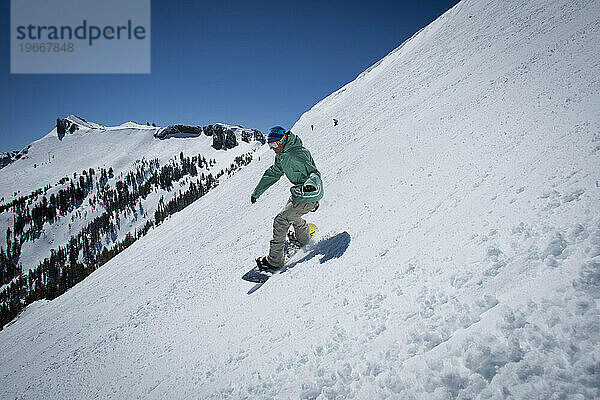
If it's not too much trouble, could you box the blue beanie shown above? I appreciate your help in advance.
[267,126,286,142]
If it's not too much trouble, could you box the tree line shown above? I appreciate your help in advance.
[0,150,254,329]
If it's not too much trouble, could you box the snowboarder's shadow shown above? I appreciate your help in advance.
[282,231,351,272]
[247,232,351,295]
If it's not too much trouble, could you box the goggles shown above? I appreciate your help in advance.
[268,134,287,148]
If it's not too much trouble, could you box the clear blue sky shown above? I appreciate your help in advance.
[0,0,459,152]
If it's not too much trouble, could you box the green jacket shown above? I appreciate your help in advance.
[252,132,323,203]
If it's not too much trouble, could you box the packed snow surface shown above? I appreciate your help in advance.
[1,0,599,398]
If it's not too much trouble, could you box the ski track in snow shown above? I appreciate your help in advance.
[1,0,600,398]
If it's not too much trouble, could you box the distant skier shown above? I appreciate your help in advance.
[311,124,314,131]
[333,118,338,126]
[250,126,323,271]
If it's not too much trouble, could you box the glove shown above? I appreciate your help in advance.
[304,185,316,192]
[251,196,257,204]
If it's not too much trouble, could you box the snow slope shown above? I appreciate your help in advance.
[1,0,599,398]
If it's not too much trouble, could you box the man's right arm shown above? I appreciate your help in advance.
[252,161,284,200]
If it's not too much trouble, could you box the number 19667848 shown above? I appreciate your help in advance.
[19,42,74,52]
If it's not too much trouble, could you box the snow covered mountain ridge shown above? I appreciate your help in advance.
[0,151,23,170]
[1,0,599,398]
[0,117,264,328]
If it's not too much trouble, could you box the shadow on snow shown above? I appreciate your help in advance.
[282,231,351,271]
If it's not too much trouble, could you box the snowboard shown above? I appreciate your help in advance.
[242,223,318,283]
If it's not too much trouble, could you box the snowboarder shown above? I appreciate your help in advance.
[250,126,323,271]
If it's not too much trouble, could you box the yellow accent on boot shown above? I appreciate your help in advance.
[308,223,319,239]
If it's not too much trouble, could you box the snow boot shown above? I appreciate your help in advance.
[287,229,304,247]
[256,256,279,272]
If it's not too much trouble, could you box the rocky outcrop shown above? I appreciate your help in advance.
[156,123,265,150]
[56,117,80,140]
[0,147,29,170]
[154,125,204,138]
[241,129,265,144]
[210,125,237,150]
[0,152,18,169]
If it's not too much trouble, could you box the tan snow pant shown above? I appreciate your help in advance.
[267,198,317,268]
